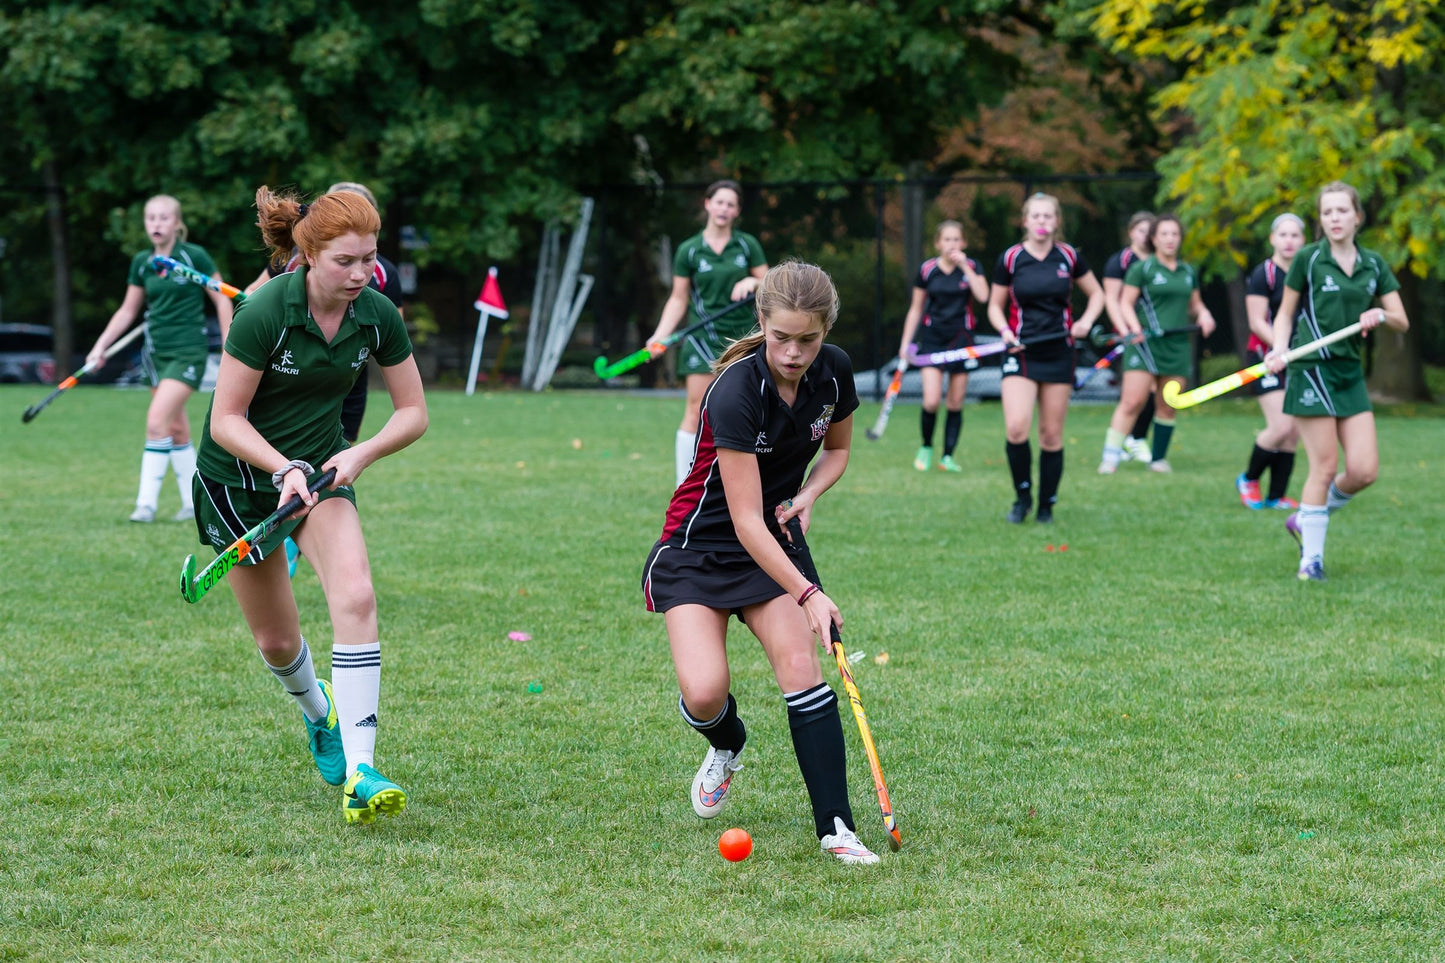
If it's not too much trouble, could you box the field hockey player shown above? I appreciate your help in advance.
[1235,213,1306,510]
[1266,181,1408,582]
[641,260,880,865]
[1100,211,1157,464]
[86,194,235,523]
[986,192,1104,524]
[193,186,427,823]
[896,220,990,473]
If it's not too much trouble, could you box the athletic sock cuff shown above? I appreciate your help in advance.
[679,692,732,729]
[784,683,837,724]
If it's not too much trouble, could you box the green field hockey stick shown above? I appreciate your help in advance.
[179,469,335,603]
[1162,321,1363,409]
[593,296,755,379]
[150,255,247,303]
[21,323,146,423]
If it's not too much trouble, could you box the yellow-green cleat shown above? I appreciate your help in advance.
[305,680,346,786]
[343,763,407,825]
[937,455,962,472]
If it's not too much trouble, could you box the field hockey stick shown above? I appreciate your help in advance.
[1161,321,1363,410]
[21,324,147,423]
[1074,343,1124,389]
[150,255,246,303]
[179,468,335,603]
[831,628,902,852]
[592,296,756,379]
[908,328,1070,367]
[1096,324,1199,349]
[864,360,906,441]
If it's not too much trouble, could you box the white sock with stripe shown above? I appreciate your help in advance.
[675,430,696,487]
[169,442,197,508]
[1326,481,1354,515]
[333,642,381,775]
[1297,504,1328,566]
[264,637,329,722]
[137,436,173,510]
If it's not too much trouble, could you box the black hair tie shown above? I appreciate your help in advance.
[298,203,310,218]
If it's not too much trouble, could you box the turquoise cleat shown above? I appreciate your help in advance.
[305,680,347,786]
[343,764,407,825]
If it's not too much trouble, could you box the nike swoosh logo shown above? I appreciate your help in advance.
[698,774,733,807]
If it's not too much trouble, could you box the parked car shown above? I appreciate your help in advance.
[0,324,58,384]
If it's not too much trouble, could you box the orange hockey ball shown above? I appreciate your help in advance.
[718,828,753,862]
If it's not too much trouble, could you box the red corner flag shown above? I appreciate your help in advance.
[474,266,509,319]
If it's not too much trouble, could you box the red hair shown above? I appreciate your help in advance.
[254,186,380,264]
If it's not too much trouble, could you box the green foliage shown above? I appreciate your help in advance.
[2,386,1444,960]
[1059,0,1445,281]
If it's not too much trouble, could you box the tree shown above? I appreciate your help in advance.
[1061,0,1443,400]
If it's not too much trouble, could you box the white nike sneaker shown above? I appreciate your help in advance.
[691,745,743,818]
[820,816,880,865]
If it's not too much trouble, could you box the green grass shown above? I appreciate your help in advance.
[2,383,1443,962]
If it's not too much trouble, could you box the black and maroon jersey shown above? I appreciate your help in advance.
[1245,259,1286,355]
[914,256,980,337]
[1103,247,1141,282]
[658,343,859,550]
[992,243,1090,343]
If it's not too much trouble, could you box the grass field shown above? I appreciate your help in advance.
[2,382,1443,962]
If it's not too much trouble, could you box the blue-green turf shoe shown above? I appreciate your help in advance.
[343,763,408,825]
[305,680,347,786]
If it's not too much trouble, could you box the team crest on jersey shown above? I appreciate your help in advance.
[697,259,713,273]
[206,523,224,547]
[1056,265,1070,278]
[272,349,300,376]
[1002,355,1020,374]
[1300,387,1320,407]
[734,254,747,268]
[1321,275,1341,292]
[351,346,370,370]
[809,405,835,441]
[1152,272,1167,285]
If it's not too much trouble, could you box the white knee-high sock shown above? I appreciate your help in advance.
[137,436,173,510]
[169,442,197,508]
[332,642,381,775]
[1326,481,1354,514]
[264,637,329,722]
[675,430,697,487]
[1298,503,1329,565]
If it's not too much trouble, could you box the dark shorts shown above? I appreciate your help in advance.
[1284,361,1371,419]
[144,346,207,390]
[642,534,821,616]
[913,328,977,374]
[193,473,356,565]
[1247,350,1284,396]
[1000,345,1075,385]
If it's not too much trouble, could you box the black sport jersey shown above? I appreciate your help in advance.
[1103,247,1140,282]
[993,243,1090,343]
[659,343,859,550]
[915,256,980,336]
[1244,259,1286,354]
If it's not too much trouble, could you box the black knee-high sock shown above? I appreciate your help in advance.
[919,408,937,448]
[1151,418,1175,463]
[1130,393,1155,439]
[1245,444,1274,482]
[785,683,853,838]
[1006,440,1032,503]
[942,409,962,456]
[680,693,746,753]
[1038,447,1064,507]
[1268,450,1296,502]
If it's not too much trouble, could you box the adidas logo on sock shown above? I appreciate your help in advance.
[355,714,378,728]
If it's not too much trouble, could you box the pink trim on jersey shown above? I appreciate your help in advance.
[1004,245,1024,335]
[1246,261,1277,355]
[920,257,940,281]
[659,411,719,544]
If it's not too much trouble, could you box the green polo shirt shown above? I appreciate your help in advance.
[197,267,413,489]
[1123,256,1196,335]
[673,229,767,337]
[1284,240,1399,365]
[126,241,216,355]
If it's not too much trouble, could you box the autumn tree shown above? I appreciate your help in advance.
[1062,0,1442,400]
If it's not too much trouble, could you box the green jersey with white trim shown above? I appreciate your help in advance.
[197,267,412,489]
[1283,240,1399,365]
[1122,256,1196,336]
[126,241,217,354]
[672,230,766,337]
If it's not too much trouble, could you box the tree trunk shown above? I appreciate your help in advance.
[43,158,73,377]
[1367,269,1431,402]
